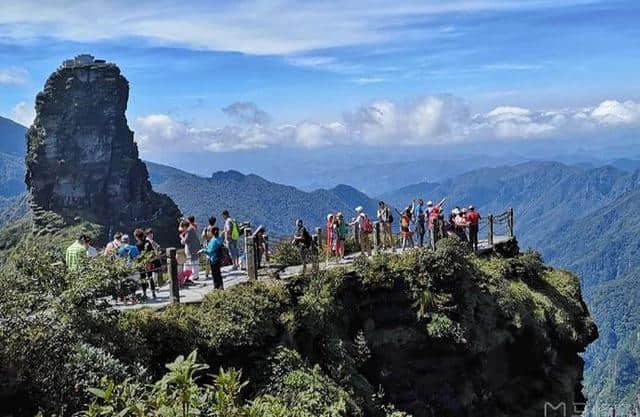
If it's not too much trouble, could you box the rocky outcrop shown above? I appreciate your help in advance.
[25,55,181,245]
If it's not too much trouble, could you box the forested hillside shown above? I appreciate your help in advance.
[382,161,640,412]
[146,162,379,235]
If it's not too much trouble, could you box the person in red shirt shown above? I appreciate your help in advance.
[466,205,481,251]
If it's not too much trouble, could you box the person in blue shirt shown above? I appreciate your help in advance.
[199,226,224,289]
[117,234,140,260]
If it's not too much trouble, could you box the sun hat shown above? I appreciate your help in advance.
[427,200,433,206]
[355,206,363,213]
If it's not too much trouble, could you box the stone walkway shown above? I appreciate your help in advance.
[115,236,511,312]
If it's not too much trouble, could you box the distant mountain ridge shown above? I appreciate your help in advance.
[146,162,379,236]
[0,116,26,157]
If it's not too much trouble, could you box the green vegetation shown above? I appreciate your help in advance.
[0,235,596,416]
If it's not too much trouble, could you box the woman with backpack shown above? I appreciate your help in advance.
[199,227,224,289]
[350,206,372,257]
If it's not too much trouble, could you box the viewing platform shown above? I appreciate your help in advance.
[115,208,516,311]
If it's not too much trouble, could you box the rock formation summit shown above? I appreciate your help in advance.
[25,54,181,244]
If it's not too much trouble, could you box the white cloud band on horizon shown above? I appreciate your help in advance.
[134,96,640,155]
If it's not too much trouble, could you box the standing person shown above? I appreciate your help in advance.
[201,216,217,279]
[326,214,335,258]
[86,236,99,258]
[401,207,415,251]
[104,232,122,255]
[187,216,198,231]
[255,227,269,268]
[66,234,88,271]
[455,209,470,241]
[145,228,163,288]
[180,219,201,280]
[222,210,240,270]
[331,215,340,259]
[350,206,372,257]
[466,206,481,251]
[200,227,224,289]
[336,212,348,259]
[134,228,156,299]
[117,234,140,261]
[377,201,394,251]
[292,219,313,274]
[413,198,426,247]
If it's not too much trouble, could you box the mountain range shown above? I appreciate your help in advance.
[2,114,640,410]
[146,161,378,236]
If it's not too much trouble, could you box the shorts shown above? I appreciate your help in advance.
[227,239,239,258]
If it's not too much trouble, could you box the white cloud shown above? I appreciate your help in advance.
[0,67,29,86]
[134,97,640,155]
[352,77,385,85]
[0,1,601,56]
[590,100,640,125]
[9,101,35,126]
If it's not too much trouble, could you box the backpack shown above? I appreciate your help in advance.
[388,214,394,224]
[231,220,240,241]
[338,223,349,238]
[218,245,233,267]
[362,215,374,234]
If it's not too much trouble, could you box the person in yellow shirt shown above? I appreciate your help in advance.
[66,234,88,271]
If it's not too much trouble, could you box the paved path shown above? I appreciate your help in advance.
[115,236,512,312]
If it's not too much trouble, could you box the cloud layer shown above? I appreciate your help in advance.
[134,96,640,155]
[0,0,605,56]
[0,67,29,86]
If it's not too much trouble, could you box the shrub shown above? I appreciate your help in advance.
[272,241,304,267]
[198,281,290,353]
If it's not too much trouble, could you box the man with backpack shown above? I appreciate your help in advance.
[377,201,394,251]
[222,210,240,270]
[351,206,372,257]
[292,219,313,274]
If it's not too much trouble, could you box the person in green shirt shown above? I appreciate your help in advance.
[66,234,88,271]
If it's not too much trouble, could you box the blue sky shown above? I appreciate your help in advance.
[1,0,639,164]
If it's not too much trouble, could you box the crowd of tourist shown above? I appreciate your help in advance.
[64,202,482,302]
[290,199,482,271]
[64,210,249,302]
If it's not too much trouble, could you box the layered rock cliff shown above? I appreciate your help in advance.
[25,55,181,245]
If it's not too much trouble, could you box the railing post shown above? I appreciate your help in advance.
[488,214,494,246]
[311,233,320,274]
[246,235,257,280]
[508,208,514,237]
[316,226,323,254]
[373,221,380,251]
[352,222,360,245]
[167,247,179,304]
[243,227,252,270]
